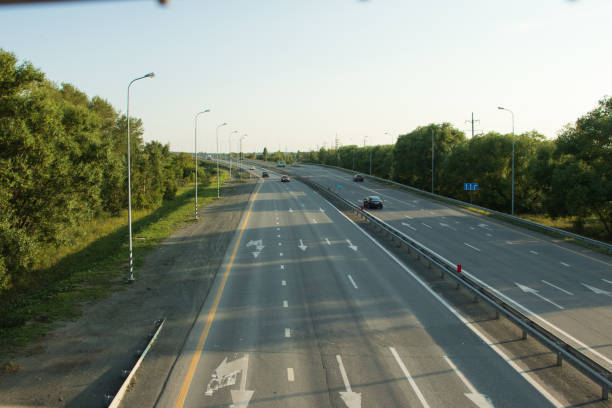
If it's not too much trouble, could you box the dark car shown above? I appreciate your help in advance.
[363,196,383,209]
[262,171,269,178]
[353,174,364,182]
[280,175,290,182]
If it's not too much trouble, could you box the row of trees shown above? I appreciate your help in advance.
[0,49,209,292]
[303,98,612,238]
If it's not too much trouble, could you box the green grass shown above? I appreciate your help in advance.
[0,171,229,361]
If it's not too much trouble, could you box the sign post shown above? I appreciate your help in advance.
[463,182,479,204]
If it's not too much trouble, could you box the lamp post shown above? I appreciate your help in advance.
[227,130,238,182]
[126,72,154,282]
[240,134,247,181]
[194,108,210,220]
[216,122,227,198]
[498,106,515,216]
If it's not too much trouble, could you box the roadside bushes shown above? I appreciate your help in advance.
[0,49,206,292]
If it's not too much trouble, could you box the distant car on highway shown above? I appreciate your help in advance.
[249,166,255,170]
[363,196,383,209]
[262,171,269,178]
[353,174,364,182]
[280,175,290,182]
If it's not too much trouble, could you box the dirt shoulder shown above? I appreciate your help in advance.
[0,179,256,408]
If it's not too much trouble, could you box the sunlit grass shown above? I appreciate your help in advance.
[0,171,229,359]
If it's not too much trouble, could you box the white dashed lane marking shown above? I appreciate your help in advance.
[464,243,481,252]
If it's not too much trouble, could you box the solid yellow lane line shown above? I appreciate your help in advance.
[174,180,264,408]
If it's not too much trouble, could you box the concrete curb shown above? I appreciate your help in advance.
[108,319,166,408]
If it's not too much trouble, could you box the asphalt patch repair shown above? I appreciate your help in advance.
[0,179,257,408]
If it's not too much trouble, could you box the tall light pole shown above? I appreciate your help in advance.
[431,128,434,194]
[194,108,210,220]
[240,134,247,180]
[498,106,515,215]
[227,130,238,181]
[126,72,154,282]
[216,122,227,198]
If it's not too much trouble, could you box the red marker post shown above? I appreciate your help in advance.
[457,264,462,274]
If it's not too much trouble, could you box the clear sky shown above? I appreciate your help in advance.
[1,0,610,154]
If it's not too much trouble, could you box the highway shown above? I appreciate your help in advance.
[285,163,612,372]
[156,171,556,407]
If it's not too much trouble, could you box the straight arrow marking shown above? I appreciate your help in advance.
[389,347,430,408]
[443,356,494,408]
[336,355,361,408]
[515,283,564,309]
[581,283,612,297]
[325,238,332,246]
[541,280,574,296]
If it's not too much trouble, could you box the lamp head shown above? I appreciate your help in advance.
[221,122,227,126]
[145,72,155,78]
[497,106,504,110]
[204,108,211,113]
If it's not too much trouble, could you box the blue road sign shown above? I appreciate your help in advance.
[337,184,343,189]
[464,183,479,191]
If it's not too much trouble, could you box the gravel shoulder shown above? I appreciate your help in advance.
[0,179,256,408]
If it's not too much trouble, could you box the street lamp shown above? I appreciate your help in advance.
[126,72,154,282]
[194,108,210,220]
[216,122,227,198]
[240,134,247,180]
[498,106,515,216]
[227,130,238,181]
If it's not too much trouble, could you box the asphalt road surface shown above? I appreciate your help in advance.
[284,163,612,372]
[155,172,556,408]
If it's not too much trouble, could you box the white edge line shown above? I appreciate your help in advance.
[389,347,431,408]
[347,274,358,289]
[329,203,565,407]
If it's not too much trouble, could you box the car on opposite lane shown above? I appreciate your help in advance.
[281,175,290,182]
[262,171,269,178]
[363,196,383,209]
[353,174,364,182]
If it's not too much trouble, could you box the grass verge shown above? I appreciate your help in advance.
[0,171,228,362]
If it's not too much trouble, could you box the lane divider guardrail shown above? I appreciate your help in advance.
[312,163,612,253]
[255,161,612,401]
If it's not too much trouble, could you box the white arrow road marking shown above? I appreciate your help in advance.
[251,251,260,258]
[603,279,612,285]
[402,222,417,231]
[442,356,494,408]
[298,239,308,251]
[560,262,571,267]
[336,355,361,408]
[541,280,574,296]
[464,243,481,252]
[389,347,430,408]
[478,223,490,229]
[515,283,564,309]
[325,238,332,245]
[439,222,457,231]
[278,242,282,246]
[205,355,254,407]
[581,283,612,297]
[246,240,264,251]
[347,275,358,289]
[346,239,358,251]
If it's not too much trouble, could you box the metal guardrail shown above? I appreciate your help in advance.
[293,173,611,401]
[312,163,612,252]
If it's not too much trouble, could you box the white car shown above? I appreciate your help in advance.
[249,166,255,170]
